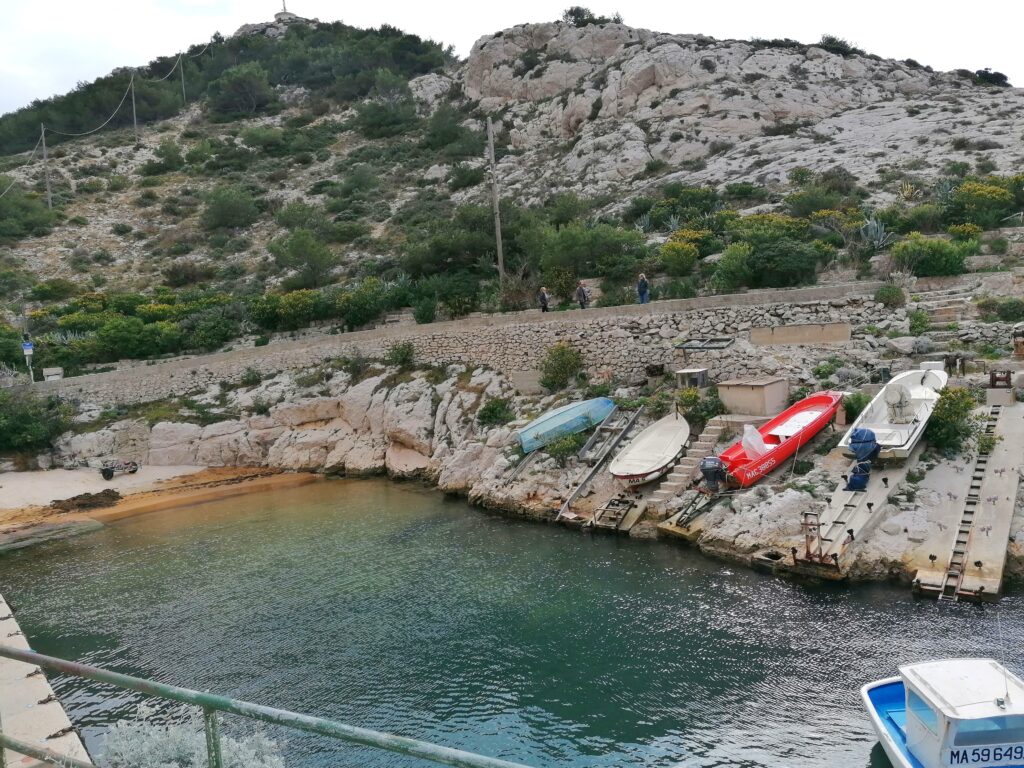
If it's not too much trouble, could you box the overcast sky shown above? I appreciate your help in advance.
[2,0,1022,117]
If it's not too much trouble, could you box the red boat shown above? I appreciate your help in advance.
[718,391,843,487]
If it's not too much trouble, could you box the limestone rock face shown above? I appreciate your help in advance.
[55,419,151,464]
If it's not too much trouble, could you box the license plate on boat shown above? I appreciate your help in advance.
[948,745,1024,765]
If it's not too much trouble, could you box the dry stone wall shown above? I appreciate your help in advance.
[37,285,895,408]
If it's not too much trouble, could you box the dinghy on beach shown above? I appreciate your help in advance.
[717,391,843,487]
[862,658,1024,768]
[516,397,615,454]
[608,413,690,485]
[839,368,948,460]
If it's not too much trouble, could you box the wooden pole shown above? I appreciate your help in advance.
[130,74,139,146]
[180,56,186,105]
[40,124,52,210]
[486,116,506,286]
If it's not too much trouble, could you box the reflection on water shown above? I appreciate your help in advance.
[0,478,1018,768]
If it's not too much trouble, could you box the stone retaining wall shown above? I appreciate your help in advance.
[35,285,897,407]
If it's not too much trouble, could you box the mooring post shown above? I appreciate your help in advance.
[203,708,224,768]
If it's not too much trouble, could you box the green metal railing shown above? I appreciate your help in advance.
[0,645,535,768]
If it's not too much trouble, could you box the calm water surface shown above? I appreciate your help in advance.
[0,479,1020,768]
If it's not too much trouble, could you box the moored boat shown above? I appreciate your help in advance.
[862,658,1024,768]
[608,413,690,485]
[839,368,948,460]
[717,390,843,487]
[516,397,615,454]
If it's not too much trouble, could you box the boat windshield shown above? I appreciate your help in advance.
[953,715,1024,746]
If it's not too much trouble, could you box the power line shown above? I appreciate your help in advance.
[0,133,43,200]
[144,55,181,83]
[46,74,135,137]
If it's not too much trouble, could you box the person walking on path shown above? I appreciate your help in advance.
[575,281,590,310]
[538,286,550,312]
[637,273,650,304]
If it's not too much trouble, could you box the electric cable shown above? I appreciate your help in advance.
[0,133,44,199]
[45,74,135,137]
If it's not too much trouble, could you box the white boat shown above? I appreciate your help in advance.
[862,658,1024,768]
[608,413,690,485]
[839,369,948,460]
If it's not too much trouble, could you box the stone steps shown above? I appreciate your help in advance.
[647,419,729,509]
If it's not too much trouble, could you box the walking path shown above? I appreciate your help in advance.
[0,594,92,767]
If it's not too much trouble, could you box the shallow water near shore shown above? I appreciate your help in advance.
[1,478,1021,768]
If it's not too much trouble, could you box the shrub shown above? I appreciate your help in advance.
[947,181,1015,229]
[385,341,415,369]
[354,71,420,138]
[988,237,1009,255]
[906,309,930,336]
[926,387,982,454]
[899,204,944,234]
[449,164,486,190]
[947,223,982,241]
[711,242,753,292]
[29,278,79,301]
[874,284,906,308]
[162,261,215,287]
[749,239,819,287]
[0,178,57,242]
[561,6,623,26]
[545,431,587,465]
[202,185,259,230]
[784,186,842,217]
[0,390,73,452]
[843,392,872,422]
[413,298,437,324]
[271,229,339,289]
[207,63,277,119]
[241,367,262,387]
[676,387,725,432]
[111,222,133,236]
[539,343,583,390]
[277,289,321,330]
[995,298,1024,322]
[659,241,699,276]
[891,233,967,277]
[477,397,514,427]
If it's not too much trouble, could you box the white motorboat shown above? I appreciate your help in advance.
[839,368,948,460]
[608,413,690,485]
[863,658,1024,768]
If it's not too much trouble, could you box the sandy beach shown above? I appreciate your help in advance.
[0,466,320,552]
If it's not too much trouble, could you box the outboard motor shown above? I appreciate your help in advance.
[700,456,727,493]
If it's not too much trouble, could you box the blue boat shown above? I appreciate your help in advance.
[862,659,1024,768]
[516,397,615,454]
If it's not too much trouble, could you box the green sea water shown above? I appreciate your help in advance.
[0,478,1019,768]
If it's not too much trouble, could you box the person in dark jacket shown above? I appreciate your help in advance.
[538,286,550,312]
[637,273,650,304]
[575,281,589,309]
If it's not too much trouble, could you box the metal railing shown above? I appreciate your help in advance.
[0,645,535,768]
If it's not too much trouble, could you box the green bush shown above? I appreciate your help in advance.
[947,181,1016,229]
[711,242,753,292]
[449,164,486,190]
[241,367,262,387]
[891,233,967,277]
[0,178,57,242]
[749,239,819,287]
[539,343,583,391]
[385,341,415,369]
[908,309,930,335]
[873,284,906,308]
[995,298,1024,322]
[277,289,321,330]
[271,229,339,289]
[207,63,278,119]
[676,387,725,432]
[544,431,587,465]
[413,298,437,324]
[659,241,698,276]
[201,185,259,230]
[29,278,80,301]
[0,390,72,452]
[926,387,982,454]
[353,70,420,138]
[899,203,944,234]
[843,392,872,422]
[477,397,514,427]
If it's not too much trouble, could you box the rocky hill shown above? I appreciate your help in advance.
[0,12,1021,377]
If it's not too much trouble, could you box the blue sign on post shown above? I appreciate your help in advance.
[21,341,33,354]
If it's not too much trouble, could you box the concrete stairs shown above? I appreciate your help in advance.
[648,417,727,510]
[912,283,979,353]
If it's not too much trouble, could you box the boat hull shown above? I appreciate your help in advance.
[609,414,690,486]
[839,369,948,460]
[862,678,918,768]
[516,397,615,454]
[719,392,842,487]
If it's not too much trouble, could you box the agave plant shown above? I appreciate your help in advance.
[933,178,957,207]
[665,214,681,232]
[899,181,921,201]
[860,217,897,251]
[633,212,652,233]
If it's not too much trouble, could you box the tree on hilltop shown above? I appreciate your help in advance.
[561,6,623,27]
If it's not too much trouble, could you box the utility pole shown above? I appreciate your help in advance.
[486,116,506,286]
[130,73,139,146]
[40,124,52,210]
[179,56,187,105]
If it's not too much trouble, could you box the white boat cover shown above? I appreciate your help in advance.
[741,423,768,458]
[609,414,690,478]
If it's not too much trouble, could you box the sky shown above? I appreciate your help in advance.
[2,0,1022,116]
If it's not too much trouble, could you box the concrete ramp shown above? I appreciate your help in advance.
[915,404,1022,601]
